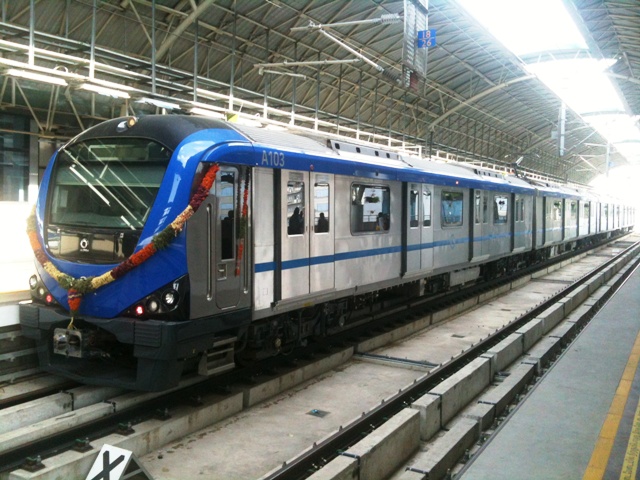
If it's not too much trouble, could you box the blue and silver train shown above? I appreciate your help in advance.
[20,115,635,390]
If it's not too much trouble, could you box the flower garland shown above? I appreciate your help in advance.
[27,163,220,320]
[235,168,250,276]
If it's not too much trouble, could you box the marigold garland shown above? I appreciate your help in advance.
[27,163,220,318]
[235,169,250,276]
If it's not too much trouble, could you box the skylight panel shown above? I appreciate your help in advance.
[459,0,640,172]
[587,115,640,145]
[457,0,587,56]
[525,59,623,115]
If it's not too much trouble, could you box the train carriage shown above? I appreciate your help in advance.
[20,115,634,390]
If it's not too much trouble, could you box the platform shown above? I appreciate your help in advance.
[459,263,640,480]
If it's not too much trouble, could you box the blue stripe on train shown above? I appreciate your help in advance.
[254,229,534,273]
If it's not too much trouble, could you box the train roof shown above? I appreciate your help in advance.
[230,122,538,195]
[65,115,610,200]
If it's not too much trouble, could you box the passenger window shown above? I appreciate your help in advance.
[475,192,490,224]
[287,181,305,235]
[314,183,330,233]
[553,201,562,221]
[351,184,390,233]
[514,197,525,222]
[423,189,432,227]
[494,195,508,224]
[219,171,236,260]
[410,187,419,227]
[482,194,488,224]
[441,191,463,227]
[570,201,577,220]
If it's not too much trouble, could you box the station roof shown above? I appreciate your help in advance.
[0,0,638,185]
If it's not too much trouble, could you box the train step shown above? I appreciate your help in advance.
[198,336,237,376]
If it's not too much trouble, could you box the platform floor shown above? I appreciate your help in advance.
[456,262,640,480]
[459,263,640,480]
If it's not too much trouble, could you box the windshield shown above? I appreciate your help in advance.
[49,138,172,230]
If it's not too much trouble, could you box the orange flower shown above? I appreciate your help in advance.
[130,242,156,267]
[29,231,42,253]
[67,289,83,313]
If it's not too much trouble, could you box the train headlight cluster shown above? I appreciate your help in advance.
[124,277,187,321]
[29,273,59,307]
[138,289,179,315]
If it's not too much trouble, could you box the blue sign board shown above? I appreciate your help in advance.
[417,29,436,48]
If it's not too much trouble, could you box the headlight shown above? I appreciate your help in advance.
[147,298,160,313]
[162,290,178,307]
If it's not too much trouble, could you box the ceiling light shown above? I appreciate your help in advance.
[80,83,130,98]
[190,107,225,119]
[6,68,67,86]
[236,118,263,127]
[137,97,180,110]
[264,124,287,131]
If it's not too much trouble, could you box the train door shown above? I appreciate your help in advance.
[472,190,490,261]
[310,173,334,292]
[405,183,421,274]
[187,164,247,316]
[421,184,434,271]
[215,167,243,309]
[281,170,310,299]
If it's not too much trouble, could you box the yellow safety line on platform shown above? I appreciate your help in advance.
[620,389,640,479]
[583,331,640,480]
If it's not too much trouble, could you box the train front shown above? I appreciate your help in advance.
[19,115,238,391]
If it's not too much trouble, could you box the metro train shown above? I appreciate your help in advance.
[20,115,635,391]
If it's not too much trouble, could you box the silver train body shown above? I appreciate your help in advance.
[20,116,635,390]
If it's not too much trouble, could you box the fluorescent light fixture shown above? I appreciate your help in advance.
[87,78,135,91]
[190,107,225,119]
[6,68,67,86]
[137,97,180,110]
[195,88,226,101]
[227,113,263,127]
[264,124,287,131]
[80,83,130,98]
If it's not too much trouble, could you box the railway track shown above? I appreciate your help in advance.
[0,235,637,479]
[0,292,79,410]
[267,239,640,480]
